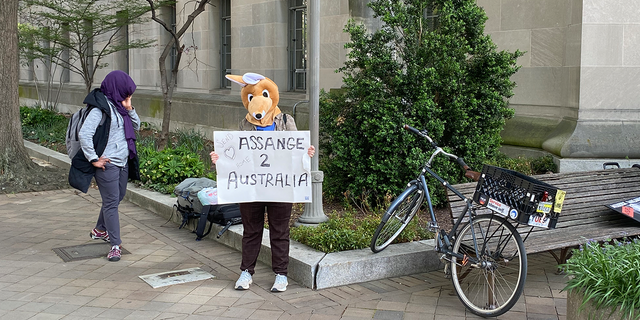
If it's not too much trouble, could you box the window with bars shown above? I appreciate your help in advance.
[221,0,231,89]
[289,0,306,91]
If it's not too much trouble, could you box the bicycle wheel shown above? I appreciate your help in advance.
[370,184,424,253]
[450,214,527,317]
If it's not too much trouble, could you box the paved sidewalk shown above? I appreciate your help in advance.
[0,189,567,320]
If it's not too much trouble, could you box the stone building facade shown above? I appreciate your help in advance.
[482,0,640,169]
[18,0,640,170]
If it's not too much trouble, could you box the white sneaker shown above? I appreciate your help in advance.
[271,274,288,292]
[235,270,252,290]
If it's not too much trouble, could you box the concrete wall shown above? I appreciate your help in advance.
[479,0,582,151]
[18,82,310,139]
[18,0,359,94]
[24,0,640,161]
[483,0,640,159]
[18,0,362,133]
[566,1,640,158]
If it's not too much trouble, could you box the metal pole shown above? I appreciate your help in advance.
[295,0,328,226]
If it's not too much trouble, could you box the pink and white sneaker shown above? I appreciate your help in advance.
[90,228,110,242]
[107,245,121,262]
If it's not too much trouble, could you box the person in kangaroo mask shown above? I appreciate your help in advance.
[209,73,315,292]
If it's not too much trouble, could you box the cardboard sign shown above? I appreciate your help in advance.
[214,131,312,204]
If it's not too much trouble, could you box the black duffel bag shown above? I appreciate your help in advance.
[195,204,242,240]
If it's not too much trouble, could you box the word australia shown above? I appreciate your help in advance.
[227,172,309,189]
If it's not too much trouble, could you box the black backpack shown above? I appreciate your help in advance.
[173,177,217,229]
[195,204,242,240]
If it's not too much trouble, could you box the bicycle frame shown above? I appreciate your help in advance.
[384,148,485,265]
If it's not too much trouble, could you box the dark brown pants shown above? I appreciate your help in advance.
[238,202,293,275]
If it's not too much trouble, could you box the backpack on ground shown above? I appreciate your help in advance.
[195,204,242,240]
[66,106,106,159]
[173,177,217,228]
[173,177,242,239]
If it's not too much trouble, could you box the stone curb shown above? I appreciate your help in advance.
[24,140,443,289]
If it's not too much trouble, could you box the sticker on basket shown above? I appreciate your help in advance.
[536,201,553,214]
[478,194,488,205]
[528,215,550,228]
[554,190,566,213]
[487,198,510,217]
[509,209,518,220]
[621,206,634,218]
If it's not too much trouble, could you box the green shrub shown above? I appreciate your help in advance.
[173,128,206,154]
[531,155,557,174]
[290,211,433,253]
[486,153,557,175]
[563,238,640,320]
[319,0,522,207]
[138,146,206,194]
[20,105,68,144]
[20,105,67,127]
[135,127,215,194]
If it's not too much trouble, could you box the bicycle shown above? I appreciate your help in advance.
[370,125,527,318]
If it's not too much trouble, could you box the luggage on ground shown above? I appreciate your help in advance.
[173,177,242,239]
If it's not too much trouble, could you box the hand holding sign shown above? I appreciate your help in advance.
[213,131,314,204]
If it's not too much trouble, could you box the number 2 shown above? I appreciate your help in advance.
[260,154,270,167]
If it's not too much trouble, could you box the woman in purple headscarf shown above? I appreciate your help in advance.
[69,70,141,262]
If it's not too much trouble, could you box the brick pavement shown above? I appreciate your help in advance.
[0,189,567,320]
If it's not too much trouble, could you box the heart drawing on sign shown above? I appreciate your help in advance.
[224,147,236,160]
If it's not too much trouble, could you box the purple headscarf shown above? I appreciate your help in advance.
[100,70,137,159]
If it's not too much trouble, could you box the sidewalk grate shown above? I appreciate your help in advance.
[52,243,131,262]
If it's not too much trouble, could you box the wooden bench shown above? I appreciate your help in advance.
[447,167,640,264]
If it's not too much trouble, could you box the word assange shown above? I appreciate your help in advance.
[238,136,306,151]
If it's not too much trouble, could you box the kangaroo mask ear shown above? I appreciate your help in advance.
[225,73,267,87]
[242,73,265,85]
[225,74,247,87]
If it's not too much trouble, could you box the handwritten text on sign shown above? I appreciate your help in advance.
[214,131,312,204]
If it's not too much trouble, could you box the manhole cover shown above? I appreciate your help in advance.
[52,243,131,262]
[139,267,215,288]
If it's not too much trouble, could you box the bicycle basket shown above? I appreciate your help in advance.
[472,165,566,229]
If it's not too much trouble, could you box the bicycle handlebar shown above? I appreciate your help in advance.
[403,124,481,182]
[403,124,437,148]
[458,157,481,182]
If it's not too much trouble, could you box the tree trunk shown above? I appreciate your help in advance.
[158,92,172,149]
[0,0,37,177]
[147,0,210,150]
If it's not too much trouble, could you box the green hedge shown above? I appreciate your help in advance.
[290,211,433,253]
[319,0,523,208]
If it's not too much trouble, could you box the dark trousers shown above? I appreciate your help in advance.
[94,163,128,246]
[238,202,293,275]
